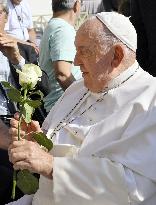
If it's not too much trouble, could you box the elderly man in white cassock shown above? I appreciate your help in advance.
[7,12,156,205]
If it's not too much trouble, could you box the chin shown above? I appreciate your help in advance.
[90,88,102,93]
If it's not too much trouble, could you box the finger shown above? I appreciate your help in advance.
[9,127,25,139]
[13,112,40,131]
[30,120,41,132]
[8,140,27,162]
[35,47,39,54]
[0,37,6,42]
[9,139,26,149]
[0,41,14,46]
[0,36,15,42]
[0,33,11,38]
[10,115,28,132]
[9,140,38,154]
[0,40,15,46]
[10,118,26,130]
[13,161,31,171]
[9,149,28,164]
[9,112,20,128]
[8,140,26,156]
[10,118,19,128]
[14,112,20,120]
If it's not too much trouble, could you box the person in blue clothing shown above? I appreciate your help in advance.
[39,0,82,113]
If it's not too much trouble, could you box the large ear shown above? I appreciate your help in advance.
[73,0,81,13]
[111,45,124,68]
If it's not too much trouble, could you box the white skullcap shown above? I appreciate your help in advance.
[96,12,137,51]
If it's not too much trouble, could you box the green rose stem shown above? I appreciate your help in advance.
[12,88,28,199]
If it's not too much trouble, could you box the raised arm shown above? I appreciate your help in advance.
[0,33,22,65]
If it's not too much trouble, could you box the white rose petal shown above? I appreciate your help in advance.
[22,64,42,78]
[16,64,42,89]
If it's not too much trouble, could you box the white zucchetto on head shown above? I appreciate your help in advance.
[96,12,137,52]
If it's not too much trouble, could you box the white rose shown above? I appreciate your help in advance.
[16,64,42,88]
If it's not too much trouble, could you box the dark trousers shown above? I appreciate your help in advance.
[0,149,23,205]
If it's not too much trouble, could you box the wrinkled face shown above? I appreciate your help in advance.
[11,0,22,5]
[74,28,113,93]
[0,5,7,30]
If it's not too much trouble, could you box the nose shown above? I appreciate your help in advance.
[74,52,81,66]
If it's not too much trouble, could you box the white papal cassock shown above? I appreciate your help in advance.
[8,61,156,205]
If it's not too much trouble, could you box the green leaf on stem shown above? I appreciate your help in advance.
[7,89,23,103]
[32,132,53,151]
[26,99,41,108]
[1,81,16,89]
[22,103,34,123]
[17,170,39,194]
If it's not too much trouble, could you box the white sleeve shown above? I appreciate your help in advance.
[53,157,156,205]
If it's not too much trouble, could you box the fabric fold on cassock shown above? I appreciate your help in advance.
[38,62,156,205]
[43,61,156,182]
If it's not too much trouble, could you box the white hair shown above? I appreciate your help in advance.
[80,16,135,65]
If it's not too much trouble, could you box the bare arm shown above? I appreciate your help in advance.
[53,61,76,91]
[28,28,36,44]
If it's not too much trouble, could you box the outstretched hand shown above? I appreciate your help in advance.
[0,33,22,64]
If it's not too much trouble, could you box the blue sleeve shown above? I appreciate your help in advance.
[49,25,76,62]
